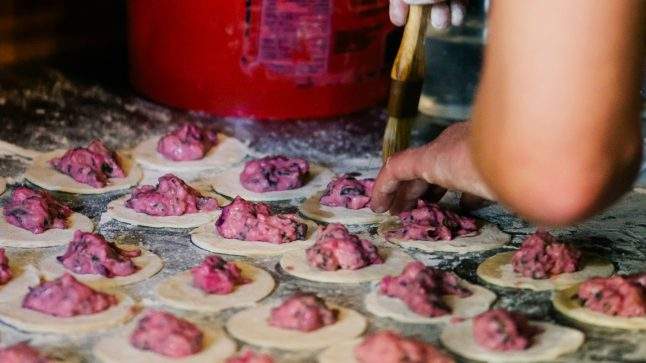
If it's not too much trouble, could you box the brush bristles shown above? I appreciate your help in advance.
[382,116,413,161]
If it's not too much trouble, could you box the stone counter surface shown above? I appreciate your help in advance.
[0,67,644,362]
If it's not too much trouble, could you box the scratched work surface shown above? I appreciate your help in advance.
[0,67,644,362]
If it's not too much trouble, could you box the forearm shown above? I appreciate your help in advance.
[471,0,645,225]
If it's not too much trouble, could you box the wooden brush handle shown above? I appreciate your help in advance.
[387,5,430,119]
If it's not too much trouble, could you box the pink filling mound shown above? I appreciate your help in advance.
[57,231,140,278]
[388,200,478,241]
[473,309,540,351]
[239,155,309,193]
[0,342,50,363]
[130,310,203,358]
[379,261,471,317]
[225,349,274,363]
[319,174,375,210]
[216,197,307,244]
[125,174,218,216]
[156,123,218,161]
[0,249,12,285]
[3,187,72,234]
[49,139,125,188]
[578,273,646,317]
[268,293,337,332]
[191,255,247,294]
[22,273,117,317]
[354,330,455,363]
[306,223,382,271]
[511,231,582,279]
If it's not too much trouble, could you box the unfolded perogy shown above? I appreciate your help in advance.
[240,155,309,193]
[125,174,218,216]
[157,123,219,161]
[380,261,471,317]
[268,293,337,332]
[577,273,646,317]
[130,310,203,358]
[354,330,454,363]
[473,309,541,351]
[306,224,382,271]
[3,187,72,234]
[388,201,478,241]
[0,342,51,363]
[216,197,307,243]
[225,349,274,363]
[319,174,374,210]
[49,140,125,188]
[512,231,582,279]
[57,231,140,278]
[191,255,247,294]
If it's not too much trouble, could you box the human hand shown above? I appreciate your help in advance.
[389,0,468,29]
[371,121,494,215]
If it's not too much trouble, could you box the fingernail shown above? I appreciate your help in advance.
[431,4,450,29]
[389,0,407,27]
[451,2,465,26]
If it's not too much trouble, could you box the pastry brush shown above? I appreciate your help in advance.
[382,4,431,161]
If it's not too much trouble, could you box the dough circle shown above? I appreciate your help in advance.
[155,261,275,312]
[0,291,136,334]
[379,218,510,254]
[364,279,496,324]
[553,285,646,330]
[24,150,143,194]
[0,212,94,248]
[0,264,40,303]
[476,251,614,291]
[210,163,335,201]
[279,246,414,284]
[440,319,584,362]
[133,134,249,173]
[38,246,163,289]
[191,220,318,257]
[226,302,367,351]
[104,195,226,229]
[317,339,362,363]
[94,316,237,363]
[299,191,388,225]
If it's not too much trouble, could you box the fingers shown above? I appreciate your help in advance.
[450,0,467,26]
[430,2,451,29]
[390,179,429,215]
[370,147,425,213]
[389,0,409,27]
[459,192,493,211]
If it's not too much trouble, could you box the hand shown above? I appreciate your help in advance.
[371,121,494,215]
[389,0,468,28]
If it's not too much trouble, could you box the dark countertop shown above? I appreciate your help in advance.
[0,65,645,362]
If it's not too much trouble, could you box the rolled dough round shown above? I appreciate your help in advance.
[279,246,413,284]
[440,319,584,362]
[476,251,614,291]
[553,285,646,330]
[0,264,40,303]
[24,150,143,194]
[38,246,163,289]
[155,261,275,313]
[226,302,366,351]
[209,164,334,201]
[104,194,227,229]
[317,339,361,363]
[93,315,237,363]
[0,212,94,248]
[0,291,136,334]
[133,134,249,173]
[364,279,496,324]
[378,218,510,254]
[299,191,388,225]
[191,219,318,257]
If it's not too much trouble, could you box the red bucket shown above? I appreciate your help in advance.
[128,0,393,120]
